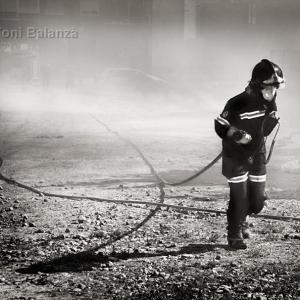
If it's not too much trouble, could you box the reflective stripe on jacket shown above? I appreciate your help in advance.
[215,88,278,163]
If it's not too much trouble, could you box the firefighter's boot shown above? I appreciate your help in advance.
[227,226,247,250]
[241,221,251,239]
[227,180,249,249]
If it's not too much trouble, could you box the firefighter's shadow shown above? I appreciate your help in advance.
[17,243,228,274]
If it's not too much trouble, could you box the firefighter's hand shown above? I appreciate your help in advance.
[236,132,252,144]
[227,127,252,144]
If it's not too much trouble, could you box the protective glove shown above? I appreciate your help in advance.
[233,131,252,144]
[227,127,252,144]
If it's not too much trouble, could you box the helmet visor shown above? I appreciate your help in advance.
[262,72,285,89]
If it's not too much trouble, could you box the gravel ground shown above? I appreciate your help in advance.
[0,110,299,299]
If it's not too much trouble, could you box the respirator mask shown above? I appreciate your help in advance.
[261,85,278,101]
[261,65,285,101]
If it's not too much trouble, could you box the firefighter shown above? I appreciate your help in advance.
[215,59,285,249]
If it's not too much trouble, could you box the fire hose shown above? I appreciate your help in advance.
[0,159,299,222]
[0,115,295,255]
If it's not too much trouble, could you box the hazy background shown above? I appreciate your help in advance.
[0,0,300,189]
[0,0,299,116]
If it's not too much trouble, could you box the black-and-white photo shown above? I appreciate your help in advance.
[0,1,299,299]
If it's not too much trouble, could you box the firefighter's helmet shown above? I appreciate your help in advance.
[250,59,285,89]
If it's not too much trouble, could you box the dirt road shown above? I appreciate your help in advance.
[0,110,299,299]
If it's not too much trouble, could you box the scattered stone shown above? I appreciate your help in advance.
[256,294,268,300]
[78,215,86,223]
[108,261,114,267]
[65,228,71,233]
[37,250,46,256]
[166,243,177,248]
[112,229,123,237]
[77,283,86,290]
[93,230,107,238]
[217,285,231,293]
[74,234,83,240]
[159,272,170,279]
[55,234,65,240]
[230,262,239,267]
[180,254,195,259]
[80,240,87,246]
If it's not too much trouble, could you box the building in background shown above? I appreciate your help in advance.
[0,0,299,88]
[151,0,300,86]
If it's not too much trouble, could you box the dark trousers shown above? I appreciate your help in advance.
[227,180,265,234]
[223,154,267,235]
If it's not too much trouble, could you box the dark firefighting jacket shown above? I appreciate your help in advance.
[215,87,279,164]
